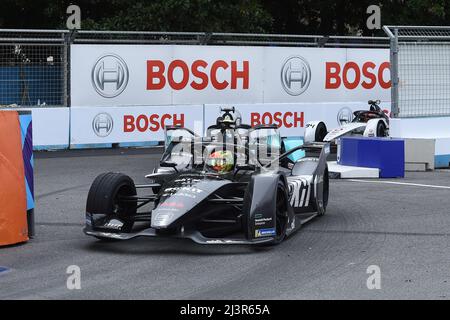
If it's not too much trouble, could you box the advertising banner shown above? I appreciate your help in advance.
[31,108,70,149]
[71,44,391,107]
[70,105,204,146]
[205,102,391,137]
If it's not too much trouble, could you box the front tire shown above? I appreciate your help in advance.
[86,172,137,240]
[257,181,289,247]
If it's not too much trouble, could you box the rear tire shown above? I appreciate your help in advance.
[315,122,328,142]
[318,167,329,216]
[86,172,137,240]
[376,121,387,137]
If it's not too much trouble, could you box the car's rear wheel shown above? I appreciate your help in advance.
[86,172,137,240]
[318,167,329,216]
[315,122,328,142]
[376,121,387,137]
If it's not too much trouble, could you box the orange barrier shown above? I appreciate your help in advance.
[0,111,28,246]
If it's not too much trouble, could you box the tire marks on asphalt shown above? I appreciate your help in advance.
[35,184,90,200]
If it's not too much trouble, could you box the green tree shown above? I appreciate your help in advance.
[0,0,449,35]
[81,0,273,33]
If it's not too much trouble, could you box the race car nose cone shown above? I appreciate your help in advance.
[151,211,175,229]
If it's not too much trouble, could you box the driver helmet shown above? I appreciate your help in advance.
[218,107,242,127]
[206,150,234,173]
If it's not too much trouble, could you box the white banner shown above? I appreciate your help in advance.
[71,44,391,107]
[11,107,70,149]
[70,102,392,146]
[70,105,203,145]
[204,102,391,137]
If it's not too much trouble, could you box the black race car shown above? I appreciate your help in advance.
[84,108,331,245]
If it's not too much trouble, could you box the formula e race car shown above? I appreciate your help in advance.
[84,107,330,245]
[304,100,389,143]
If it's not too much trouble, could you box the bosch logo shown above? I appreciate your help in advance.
[92,113,114,137]
[280,56,311,96]
[92,54,129,98]
[250,111,304,128]
[325,61,391,90]
[337,107,354,126]
[147,59,249,91]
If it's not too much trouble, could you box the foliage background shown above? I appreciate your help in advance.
[0,0,448,35]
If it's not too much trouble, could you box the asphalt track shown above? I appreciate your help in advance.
[1,148,450,299]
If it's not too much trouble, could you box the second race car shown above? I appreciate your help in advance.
[304,100,389,143]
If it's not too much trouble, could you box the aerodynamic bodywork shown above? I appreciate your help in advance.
[304,100,389,144]
[84,107,330,245]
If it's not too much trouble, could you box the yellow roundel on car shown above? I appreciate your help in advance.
[206,150,234,173]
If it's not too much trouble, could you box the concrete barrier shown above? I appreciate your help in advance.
[390,117,450,168]
[404,138,435,171]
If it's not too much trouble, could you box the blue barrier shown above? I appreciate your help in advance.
[435,154,450,168]
[339,137,405,178]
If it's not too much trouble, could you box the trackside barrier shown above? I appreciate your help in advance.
[339,137,405,178]
[67,102,392,149]
[390,117,450,168]
[403,139,435,171]
[0,30,392,150]
[19,111,35,237]
[0,110,33,246]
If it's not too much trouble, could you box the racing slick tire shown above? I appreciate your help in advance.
[315,122,328,142]
[376,121,387,137]
[86,172,137,240]
[317,166,329,216]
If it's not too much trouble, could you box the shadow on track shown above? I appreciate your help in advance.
[81,236,275,256]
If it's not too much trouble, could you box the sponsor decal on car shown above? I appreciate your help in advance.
[103,219,124,230]
[85,213,93,226]
[287,176,311,208]
[205,239,242,244]
[255,228,276,238]
[160,201,185,209]
[162,186,204,197]
[254,217,273,226]
[152,212,175,227]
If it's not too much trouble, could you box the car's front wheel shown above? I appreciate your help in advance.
[86,172,137,240]
[257,180,289,246]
